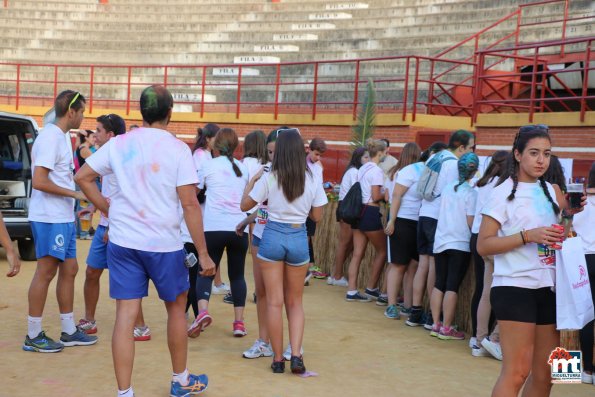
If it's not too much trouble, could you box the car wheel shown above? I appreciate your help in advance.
[18,238,37,261]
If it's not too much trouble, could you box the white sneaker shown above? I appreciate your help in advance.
[212,283,230,295]
[582,372,593,384]
[469,337,476,349]
[471,345,491,357]
[242,339,273,359]
[283,343,304,361]
[327,276,348,287]
[481,337,503,361]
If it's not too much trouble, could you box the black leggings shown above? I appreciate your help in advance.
[470,233,495,338]
[580,254,595,372]
[196,231,248,307]
[434,249,470,293]
[184,242,199,318]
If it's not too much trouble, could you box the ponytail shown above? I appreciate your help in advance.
[213,127,242,177]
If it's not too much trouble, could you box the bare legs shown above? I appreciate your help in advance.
[29,256,78,317]
[331,221,353,281]
[113,292,189,391]
[347,229,387,291]
[492,321,558,397]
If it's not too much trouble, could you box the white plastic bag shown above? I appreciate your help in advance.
[556,237,595,330]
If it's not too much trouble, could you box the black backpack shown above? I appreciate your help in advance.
[337,182,363,226]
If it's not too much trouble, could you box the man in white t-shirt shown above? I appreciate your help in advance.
[305,137,327,280]
[24,90,98,354]
[75,86,216,397]
[406,130,475,328]
[76,114,151,341]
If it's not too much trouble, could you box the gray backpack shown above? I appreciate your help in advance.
[416,152,456,201]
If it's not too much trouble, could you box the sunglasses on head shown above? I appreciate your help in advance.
[68,92,81,111]
[273,128,301,139]
[519,124,549,134]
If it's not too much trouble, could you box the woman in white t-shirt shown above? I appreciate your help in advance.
[429,152,478,340]
[187,128,250,339]
[236,129,278,359]
[383,142,422,319]
[345,139,387,302]
[478,126,584,397]
[183,123,222,319]
[575,163,595,384]
[241,129,328,375]
[469,150,508,359]
[242,130,269,186]
[328,147,369,287]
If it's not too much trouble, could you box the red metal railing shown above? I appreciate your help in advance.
[428,0,594,117]
[472,37,595,123]
[0,0,591,121]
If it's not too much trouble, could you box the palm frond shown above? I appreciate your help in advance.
[351,79,376,149]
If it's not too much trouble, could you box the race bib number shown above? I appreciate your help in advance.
[538,244,556,267]
[256,206,268,225]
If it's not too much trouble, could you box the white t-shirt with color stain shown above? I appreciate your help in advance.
[86,127,198,252]
[482,177,559,289]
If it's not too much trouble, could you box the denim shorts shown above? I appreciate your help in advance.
[87,225,108,269]
[252,235,261,247]
[257,221,309,266]
[107,242,189,302]
[30,221,76,261]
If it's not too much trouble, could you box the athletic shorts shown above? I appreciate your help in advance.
[257,221,309,266]
[490,286,556,325]
[30,221,76,262]
[417,216,438,256]
[353,205,383,232]
[388,218,419,265]
[87,225,108,269]
[306,217,316,237]
[107,242,189,302]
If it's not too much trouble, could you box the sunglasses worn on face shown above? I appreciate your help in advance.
[68,92,81,111]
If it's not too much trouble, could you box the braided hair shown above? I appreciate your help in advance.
[507,126,559,215]
[454,152,479,192]
[213,128,242,177]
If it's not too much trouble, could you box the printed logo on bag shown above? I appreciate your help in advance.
[537,244,556,266]
[573,265,590,290]
[548,347,581,384]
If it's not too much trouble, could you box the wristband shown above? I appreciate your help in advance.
[520,230,526,245]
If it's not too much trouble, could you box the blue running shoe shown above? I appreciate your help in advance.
[170,373,209,397]
[60,327,98,347]
[384,304,400,319]
[23,331,64,353]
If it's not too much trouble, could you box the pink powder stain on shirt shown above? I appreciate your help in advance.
[151,162,160,173]
[138,209,146,219]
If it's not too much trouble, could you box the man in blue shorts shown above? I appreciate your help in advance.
[76,114,152,341]
[76,85,216,397]
[25,90,98,353]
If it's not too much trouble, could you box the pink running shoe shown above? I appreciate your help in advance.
[429,322,442,337]
[78,318,97,335]
[438,326,465,340]
[233,321,247,337]
[187,311,212,338]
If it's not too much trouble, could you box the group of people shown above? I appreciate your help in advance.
[10,86,330,397]
[0,85,593,397]
[327,128,594,396]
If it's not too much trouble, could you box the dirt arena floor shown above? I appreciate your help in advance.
[0,240,593,397]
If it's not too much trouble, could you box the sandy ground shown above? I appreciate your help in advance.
[0,240,592,397]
